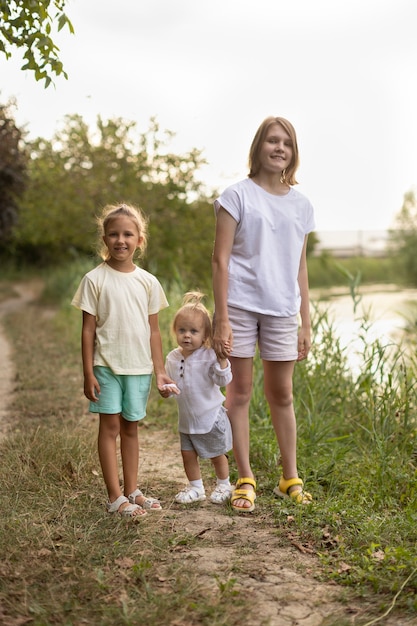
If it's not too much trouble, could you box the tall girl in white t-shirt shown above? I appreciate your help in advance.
[72,203,176,519]
[212,116,315,512]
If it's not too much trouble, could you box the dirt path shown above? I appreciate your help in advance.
[0,282,44,441]
[0,285,413,626]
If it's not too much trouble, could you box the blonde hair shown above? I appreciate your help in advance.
[172,291,212,348]
[248,116,300,185]
[97,203,148,261]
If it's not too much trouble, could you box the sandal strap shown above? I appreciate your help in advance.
[279,477,303,495]
[236,477,256,489]
[107,495,129,513]
[231,488,256,506]
[128,488,143,503]
[291,489,313,504]
[128,488,162,509]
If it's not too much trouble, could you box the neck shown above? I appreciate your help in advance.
[252,172,290,195]
[106,259,136,273]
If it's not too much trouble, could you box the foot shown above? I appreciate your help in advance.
[231,477,256,513]
[175,485,206,504]
[107,495,147,518]
[231,485,255,509]
[274,477,312,505]
[210,483,234,504]
[288,485,313,504]
[128,488,162,510]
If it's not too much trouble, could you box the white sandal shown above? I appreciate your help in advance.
[107,495,147,518]
[210,483,234,504]
[175,485,206,504]
[128,488,162,510]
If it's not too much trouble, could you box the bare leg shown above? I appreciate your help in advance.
[120,416,160,509]
[263,360,301,495]
[181,449,201,482]
[226,357,255,508]
[98,413,123,503]
[211,454,230,480]
[98,414,145,516]
[120,416,139,497]
[174,449,206,503]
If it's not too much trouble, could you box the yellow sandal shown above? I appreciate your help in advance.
[231,477,257,513]
[274,477,312,505]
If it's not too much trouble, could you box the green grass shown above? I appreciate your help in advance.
[307,253,408,289]
[0,266,417,625]
[270,308,417,612]
[0,293,254,626]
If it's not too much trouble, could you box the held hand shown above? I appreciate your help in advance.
[297,328,311,362]
[213,321,233,359]
[160,383,181,398]
[157,374,180,397]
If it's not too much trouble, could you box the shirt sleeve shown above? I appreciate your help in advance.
[71,275,98,316]
[209,359,233,387]
[148,275,169,315]
[214,183,242,223]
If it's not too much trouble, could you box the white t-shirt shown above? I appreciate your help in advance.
[214,178,315,316]
[165,346,232,434]
[71,262,169,375]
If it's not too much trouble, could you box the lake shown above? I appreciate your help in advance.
[310,285,417,374]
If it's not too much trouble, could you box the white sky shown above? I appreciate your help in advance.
[1,0,417,231]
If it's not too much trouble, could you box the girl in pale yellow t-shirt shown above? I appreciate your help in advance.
[72,203,177,519]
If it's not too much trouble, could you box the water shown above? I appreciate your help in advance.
[311,285,417,374]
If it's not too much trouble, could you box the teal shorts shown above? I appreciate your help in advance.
[89,366,152,422]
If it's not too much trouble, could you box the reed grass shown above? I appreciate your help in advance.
[0,267,416,624]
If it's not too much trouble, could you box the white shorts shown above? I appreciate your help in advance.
[228,306,298,361]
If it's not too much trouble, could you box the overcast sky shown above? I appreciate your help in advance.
[2,0,416,231]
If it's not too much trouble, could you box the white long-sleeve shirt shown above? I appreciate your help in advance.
[165,346,232,434]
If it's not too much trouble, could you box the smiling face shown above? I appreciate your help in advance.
[248,117,299,184]
[258,123,293,176]
[103,215,143,271]
[174,310,207,357]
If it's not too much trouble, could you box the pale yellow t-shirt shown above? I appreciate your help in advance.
[72,263,168,375]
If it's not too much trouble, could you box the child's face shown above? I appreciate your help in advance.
[259,123,293,175]
[103,216,142,267]
[174,311,206,357]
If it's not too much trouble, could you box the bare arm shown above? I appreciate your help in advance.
[212,207,237,358]
[149,313,177,392]
[297,235,312,361]
[217,356,229,369]
[81,311,100,401]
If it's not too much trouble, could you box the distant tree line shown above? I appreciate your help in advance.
[0,103,218,287]
[0,101,28,242]
[2,100,417,287]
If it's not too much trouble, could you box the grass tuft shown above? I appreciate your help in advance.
[0,267,417,624]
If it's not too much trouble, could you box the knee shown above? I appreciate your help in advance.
[265,385,293,408]
[227,385,252,408]
[100,424,120,440]
[120,419,138,439]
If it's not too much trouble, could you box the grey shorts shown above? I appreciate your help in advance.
[179,406,232,459]
[228,306,298,361]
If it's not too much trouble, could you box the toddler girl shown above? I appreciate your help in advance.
[161,292,233,505]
